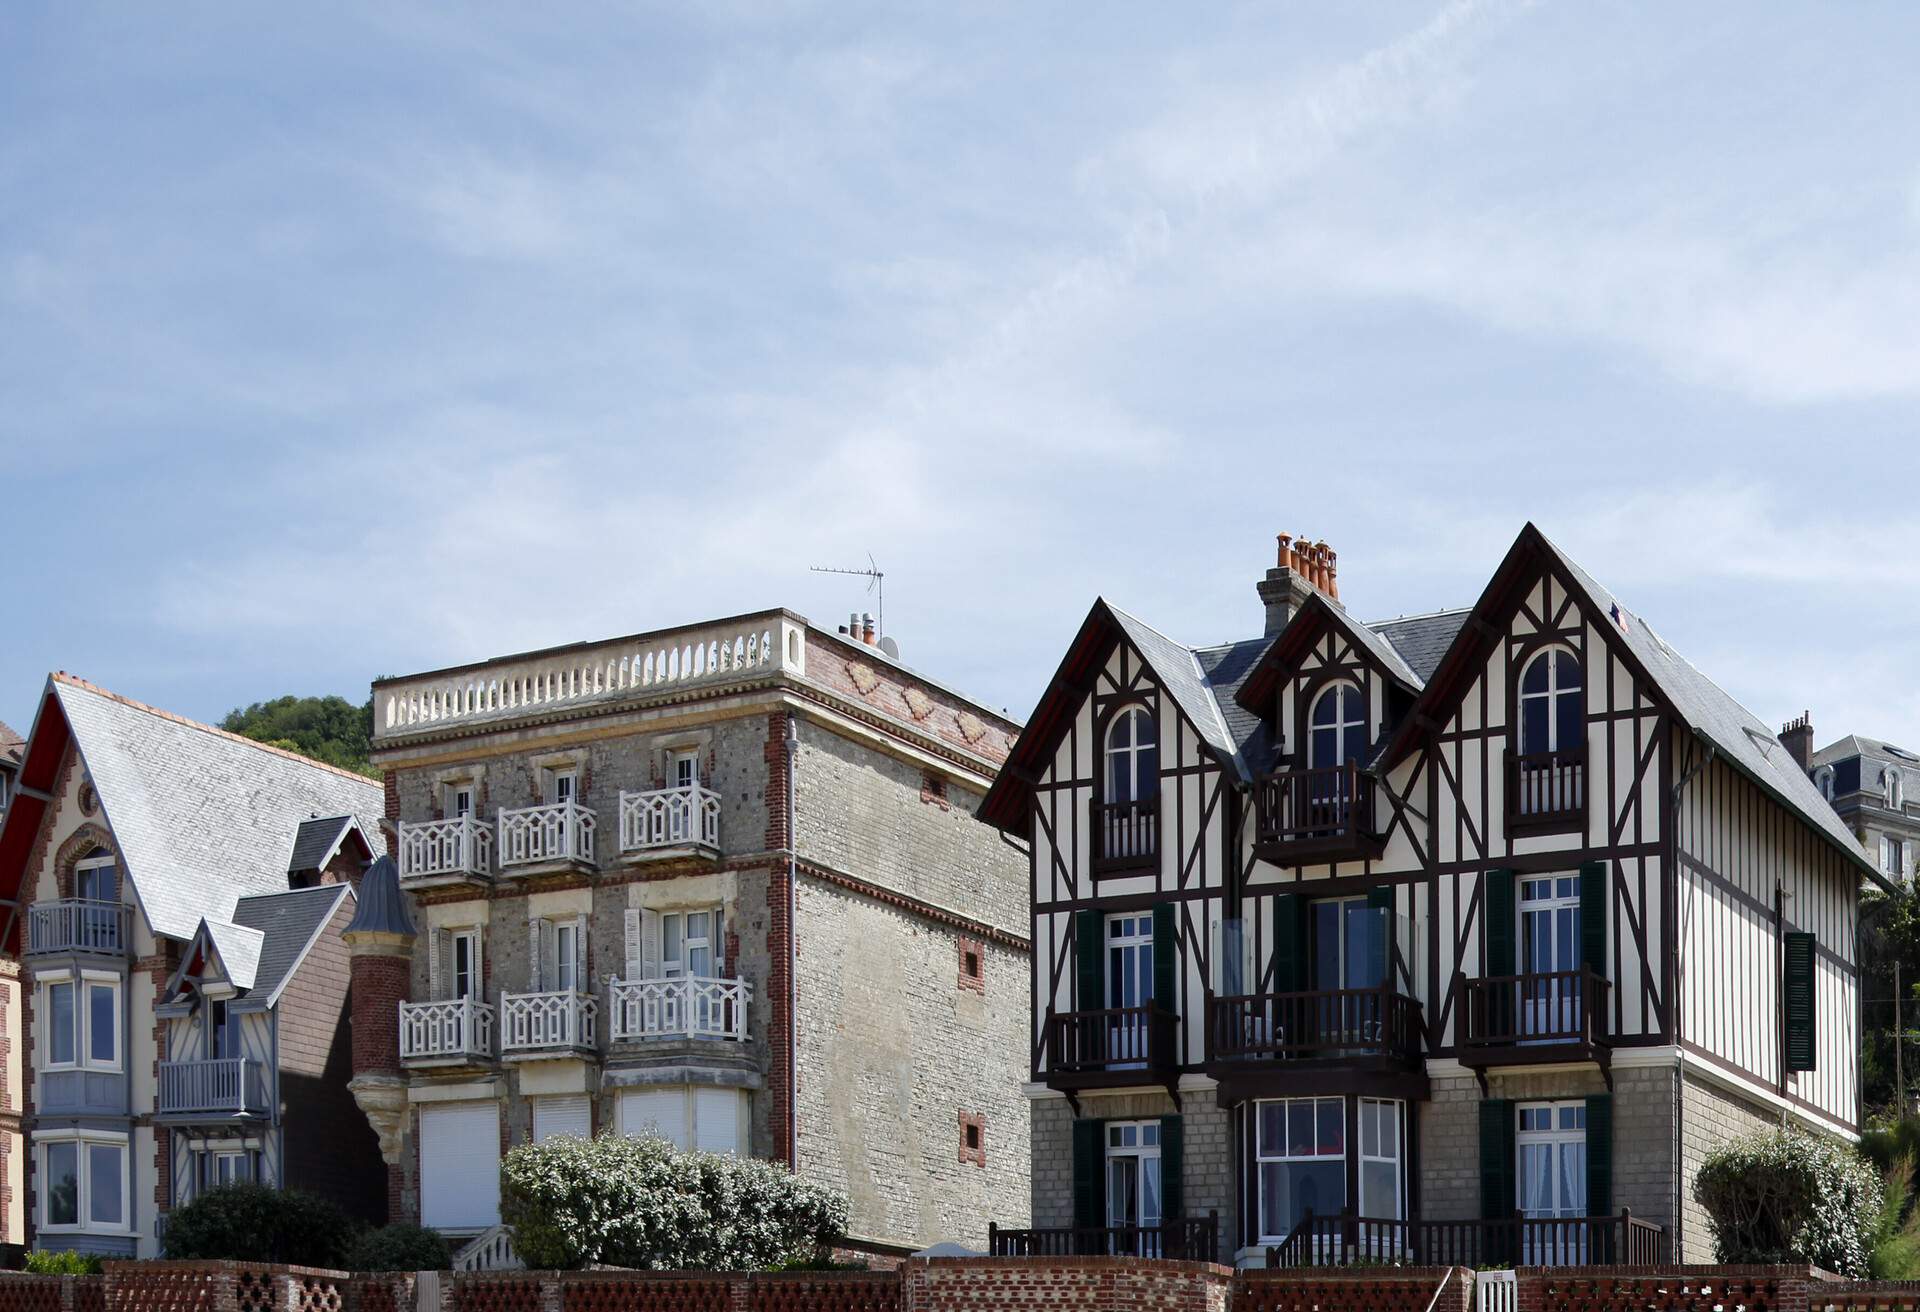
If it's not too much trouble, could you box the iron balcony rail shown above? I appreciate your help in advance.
[156,1058,269,1118]
[1458,967,1610,1056]
[1209,988,1422,1063]
[608,975,749,1042]
[1254,762,1373,847]
[1046,1004,1178,1075]
[618,785,722,854]
[1090,798,1157,871]
[498,800,596,869]
[1508,747,1586,824]
[398,816,494,883]
[988,1212,1218,1260]
[399,997,495,1063]
[1268,1209,1665,1268]
[27,899,130,956]
[500,989,598,1053]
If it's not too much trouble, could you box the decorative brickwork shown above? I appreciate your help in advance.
[956,937,984,993]
[1519,1269,1810,1312]
[918,774,947,809]
[908,1256,1234,1312]
[958,1112,986,1167]
[51,823,113,899]
[1238,1268,1472,1312]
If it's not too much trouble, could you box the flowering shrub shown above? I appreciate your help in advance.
[1695,1128,1883,1275]
[500,1133,848,1271]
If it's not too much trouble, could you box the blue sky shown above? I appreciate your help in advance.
[5,3,1920,753]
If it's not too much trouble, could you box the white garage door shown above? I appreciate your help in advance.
[420,1102,500,1230]
[533,1095,591,1144]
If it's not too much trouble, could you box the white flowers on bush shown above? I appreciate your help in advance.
[1694,1128,1883,1276]
[500,1132,849,1271]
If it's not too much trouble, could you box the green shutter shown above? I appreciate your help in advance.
[1368,885,1395,912]
[1579,861,1608,975]
[1072,1118,1103,1229]
[1585,1095,1613,1217]
[1479,1098,1514,1219]
[1153,904,1177,1011]
[1483,870,1516,977]
[1076,909,1104,1012]
[1273,894,1307,993]
[1160,1116,1184,1222]
[1784,931,1817,1072]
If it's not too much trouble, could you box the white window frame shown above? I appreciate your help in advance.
[1254,1096,1347,1244]
[1519,646,1584,754]
[1816,766,1835,801]
[552,919,581,994]
[39,969,122,1073]
[547,768,578,806]
[1104,1120,1163,1233]
[446,782,476,819]
[1515,1101,1586,1220]
[37,1129,131,1235]
[1308,682,1366,769]
[1103,706,1158,805]
[1358,1098,1404,1221]
[74,853,119,905]
[450,928,482,1002]
[671,750,701,790]
[658,907,724,980]
[1890,769,1904,810]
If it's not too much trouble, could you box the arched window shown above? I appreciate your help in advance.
[1519,649,1584,756]
[1816,767,1835,802]
[1888,768,1904,809]
[1105,706,1158,804]
[1308,684,1366,769]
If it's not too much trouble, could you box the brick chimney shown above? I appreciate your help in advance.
[1257,533,1343,637]
[1779,712,1814,773]
[341,854,416,1222]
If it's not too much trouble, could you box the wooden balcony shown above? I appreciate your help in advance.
[1207,988,1424,1099]
[1043,1004,1178,1092]
[1457,968,1611,1069]
[608,975,749,1043]
[26,899,130,957]
[1267,1208,1665,1268]
[1090,799,1157,873]
[399,997,495,1067]
[988,1212,1218,1260]
[500,989,597,1059]
[156,1058,270,1121]
[618,785,721,859]
[398,816,494,889]
[497,801,596,874]
[1252,764,1383,864]
[1507,747,1586,832]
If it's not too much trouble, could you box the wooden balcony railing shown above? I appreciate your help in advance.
[1508,747,1585,825]
[1254,763,1374,852]
[1209,988,1421,1064]
[1458,967,1610,1064]
[1046,1005,1178,1079]
[500,989,597,1054]
[398,816,494,884]
[27,899,130,956]
[1090,799,1157,871]
[1268,1209,1665,1268]
[156,1058,269,1118]
[608,975,749,1042]
[988,1212,1218,1260]
[618,785,721,854]
[399,997,495,1064]
[498,801,596,869]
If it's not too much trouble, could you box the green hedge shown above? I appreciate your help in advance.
[1694,1128,1883,1275]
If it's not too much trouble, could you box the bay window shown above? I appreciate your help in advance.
[1255,1097,1345,1243]
[39,1132,128,1233]
[40,970,121,1072]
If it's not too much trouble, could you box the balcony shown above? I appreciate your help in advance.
[1043,1004,1178,1092]
[608,975,749,1043]
[1252,764,1383,864]
[1089,799,1157,874]
[618,785,721,860]
[1208,988,1424,1099]
[1507,747,1585,833]
[988,1212,1218,1261]
[156,1058,269,1120]
[27,900,130,957]
[1268,1209,1665,1268]
[398,817,494,888]
[1457,967,1611,1070]
[497,801,596,875]
[500,990,597,1059]
[399,997,495,1067]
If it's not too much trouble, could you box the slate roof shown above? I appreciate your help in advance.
[201,918,266,991]
[1107,607,1245,776]
[1811,734,1920,775]
[0,720,22,767]
[50,675,384,942]
[288,815,359,875]
[1367,609,1470,684]
[344,855,415,938]
[232,883,354,1005]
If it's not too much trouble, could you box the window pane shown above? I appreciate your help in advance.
[47,1143,78,1226]
[1554,651,1582,692]
[49,983,75,1065]
[1361,1102,1379,1157]
[1346,903,1385,990]
[1522,657,1550,696]
[1258,1103,1284,1156]
[1362,1160,1400,1219]
[1316,1100,1344,1155]
[88,1144,122,1226]
[664,917,682,968]
[1312,903,1341,991]
[1288,1101,1315,1156]
[1520,698,1548,755]
[1556,684,1584,750]
[88,984,116,1065]
[1141,1157,1163,1228]
[1264,1161,1344,1239]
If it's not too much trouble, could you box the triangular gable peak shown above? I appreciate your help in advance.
[164,917,265,1005]
[1234,592,1423,765]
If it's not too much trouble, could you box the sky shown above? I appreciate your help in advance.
[5,3,1920,752]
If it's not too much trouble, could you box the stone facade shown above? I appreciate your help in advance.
[1675,1066,1783,1262]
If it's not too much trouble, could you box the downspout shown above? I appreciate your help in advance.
[784,714,800,1172]
[1668,737,1715,1263]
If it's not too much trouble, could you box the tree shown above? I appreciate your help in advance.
[1859,883,1920,1116]
[222,695,376,777]
[500,1134,848,1271]
[1694,1128,1883,1276]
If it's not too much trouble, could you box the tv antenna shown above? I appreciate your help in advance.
[810,555,884,641]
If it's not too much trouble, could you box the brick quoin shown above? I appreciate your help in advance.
[764,710,796,1172]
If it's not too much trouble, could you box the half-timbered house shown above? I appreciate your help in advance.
[980,525,1880,1269]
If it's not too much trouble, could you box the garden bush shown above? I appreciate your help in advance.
[161,1182,357,1268]
[23,1249,102,1275]
[501,1133,848,1270]
[1694,1128,1883,1275]
[344,1223,452,1272]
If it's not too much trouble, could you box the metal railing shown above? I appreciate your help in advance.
[1254,762,1373,847]
[1268,1209,1665,1268]
[1509,747,1585,823]
[27,899,130,955]
[619,785,721,853]
[156,1058,269,1117]
[1209,988,1422,1063]
[988,1212,1217,1260]
[398,816,493,882]
[399,997,495,1063]
[500,989,597,1053]
[1090,798,1157,871]
[1046,1005,1178,1076]
[498,801,596,868]
[1458,967,1610,1056]
[608,975,749,1042]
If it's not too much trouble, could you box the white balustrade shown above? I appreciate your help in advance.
[376,612,807,740]
[399,816,494,882]
[608,975,750,1043]
[27,899,130,955]
[400,997,494,1062]
[453,1226,524,1272]
[497,801,596,869]
[500,990,597,1053]
[619,785,722,853]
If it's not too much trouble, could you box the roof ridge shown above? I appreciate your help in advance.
[1103,602,1198,655]
[237,882,350,905]
[52,673,381,790]
[1364,605,1473,628]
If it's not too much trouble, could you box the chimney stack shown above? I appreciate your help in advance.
[861,613,878,646]
[1779,712,1814,773]
[1257,533,1343,637]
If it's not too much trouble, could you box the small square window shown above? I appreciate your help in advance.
[957,936,987,993]
[959,1112,986,1167]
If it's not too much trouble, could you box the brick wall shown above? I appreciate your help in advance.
[1676,1068,1781,1263]
[909,1257,1234,1312]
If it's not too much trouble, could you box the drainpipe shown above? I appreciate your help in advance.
[784,714,800,1172]
[1668,737,1716,1263]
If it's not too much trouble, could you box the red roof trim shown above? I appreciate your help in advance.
[0,685,74,955]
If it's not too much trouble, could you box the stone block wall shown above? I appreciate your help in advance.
[1676,1067,1781,1262]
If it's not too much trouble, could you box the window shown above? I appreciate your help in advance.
[1106,1121,1162,1249]
[617,1085,746,1155]
[552,920,581,993]
[958,936,985,992]
[1311,897,1386,993]
[75,853,118,905]
[1817,767,1835,801]
[1308,683,1366,769]
[194,1148,255,1195]
[446,783,475,818]
[450,929,482,1001]
[548,769,578,806]
[1519,649,1584,755]
[1884,836,1906,878]
[1359,1099,1404,1221]
[1520,876,1582,1037]
[47,980,75,1066]
[661,909,722,980]
[1104,707,1158,804]
[959,1113,986,1167]
[39,1133,128,1233]
[1256,1097,1345,1243]
[1516,1102,1586,1236]
[672,751,700,790]
[1106,913,1155,1065]
[42,971,119,1072]
[1889,769,1905,810]
[533,1094,591,1143]
[205,998,240,1060]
